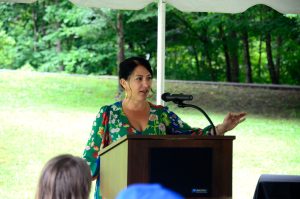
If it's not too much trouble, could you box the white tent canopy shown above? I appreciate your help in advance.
[2,0,300,104]
[68,0,300,14]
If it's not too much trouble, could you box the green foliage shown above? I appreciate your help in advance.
[0,2,300,84]
[0,23,15,68]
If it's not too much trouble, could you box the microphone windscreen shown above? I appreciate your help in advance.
[161,92,170,101]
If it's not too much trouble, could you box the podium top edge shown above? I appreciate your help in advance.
[99,135,236,156]
[126,135,236,140]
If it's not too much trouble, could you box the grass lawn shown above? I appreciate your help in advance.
[0,70,299,199]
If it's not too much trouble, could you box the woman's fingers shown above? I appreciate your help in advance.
[231,112,247,121]
[238,116,246,123]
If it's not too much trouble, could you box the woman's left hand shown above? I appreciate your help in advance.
[216,112,247,135]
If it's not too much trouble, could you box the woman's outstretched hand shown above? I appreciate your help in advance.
[216,112,247,135]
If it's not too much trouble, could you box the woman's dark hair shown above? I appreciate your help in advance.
[35,154,92,199]
[119,57,153,80]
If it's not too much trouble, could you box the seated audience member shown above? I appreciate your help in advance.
[116,183,184,199]
[35,154,92,199]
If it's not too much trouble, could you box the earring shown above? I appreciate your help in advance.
[125,92,128,99]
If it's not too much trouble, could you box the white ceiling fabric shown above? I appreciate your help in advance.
[63,0,300,14]
[166,0,300,14]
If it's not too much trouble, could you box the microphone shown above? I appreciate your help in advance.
[161,92,193,102]
[161,92,216,135]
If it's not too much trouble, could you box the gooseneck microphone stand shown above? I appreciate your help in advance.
[171,99,217,135]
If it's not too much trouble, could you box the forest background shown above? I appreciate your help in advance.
[1,1,300,85]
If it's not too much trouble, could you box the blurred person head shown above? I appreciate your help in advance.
[35,154,91,199]
[116,183,184,199]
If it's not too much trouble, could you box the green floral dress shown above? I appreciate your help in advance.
[83,101,214,199]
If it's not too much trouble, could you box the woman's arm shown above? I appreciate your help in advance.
[162,106,213,135]
[83,105,110,180]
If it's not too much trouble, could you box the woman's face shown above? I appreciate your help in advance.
[121,65,152,101]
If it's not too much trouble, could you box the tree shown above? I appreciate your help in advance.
[1,3,300,85]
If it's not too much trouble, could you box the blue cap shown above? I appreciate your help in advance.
[116,183,184,199]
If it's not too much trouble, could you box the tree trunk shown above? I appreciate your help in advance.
[275,35,282,83]
[56,38,63,71]
[117,12,125,66]
[191,44,200,77]
[229,31,239,82]
[257,35,262,79]
[265,32,278,84]
[55,23,63,71]
[31,3,38,52]
[202,28,216,81]
[41,1,46,37]
[219,24,231,82]
[257,8,263,80]
[54,0,63,71]
[242,30,253,83]
[204,43,215,81]
[117,11,125,94]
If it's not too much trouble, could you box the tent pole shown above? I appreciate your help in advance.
[156,0,166,105]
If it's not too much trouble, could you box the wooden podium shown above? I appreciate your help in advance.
[99,135,235,199]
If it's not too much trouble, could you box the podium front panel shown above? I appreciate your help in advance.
[100,135,235,199]
[149,147,213,197]
[100,140,128,199]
